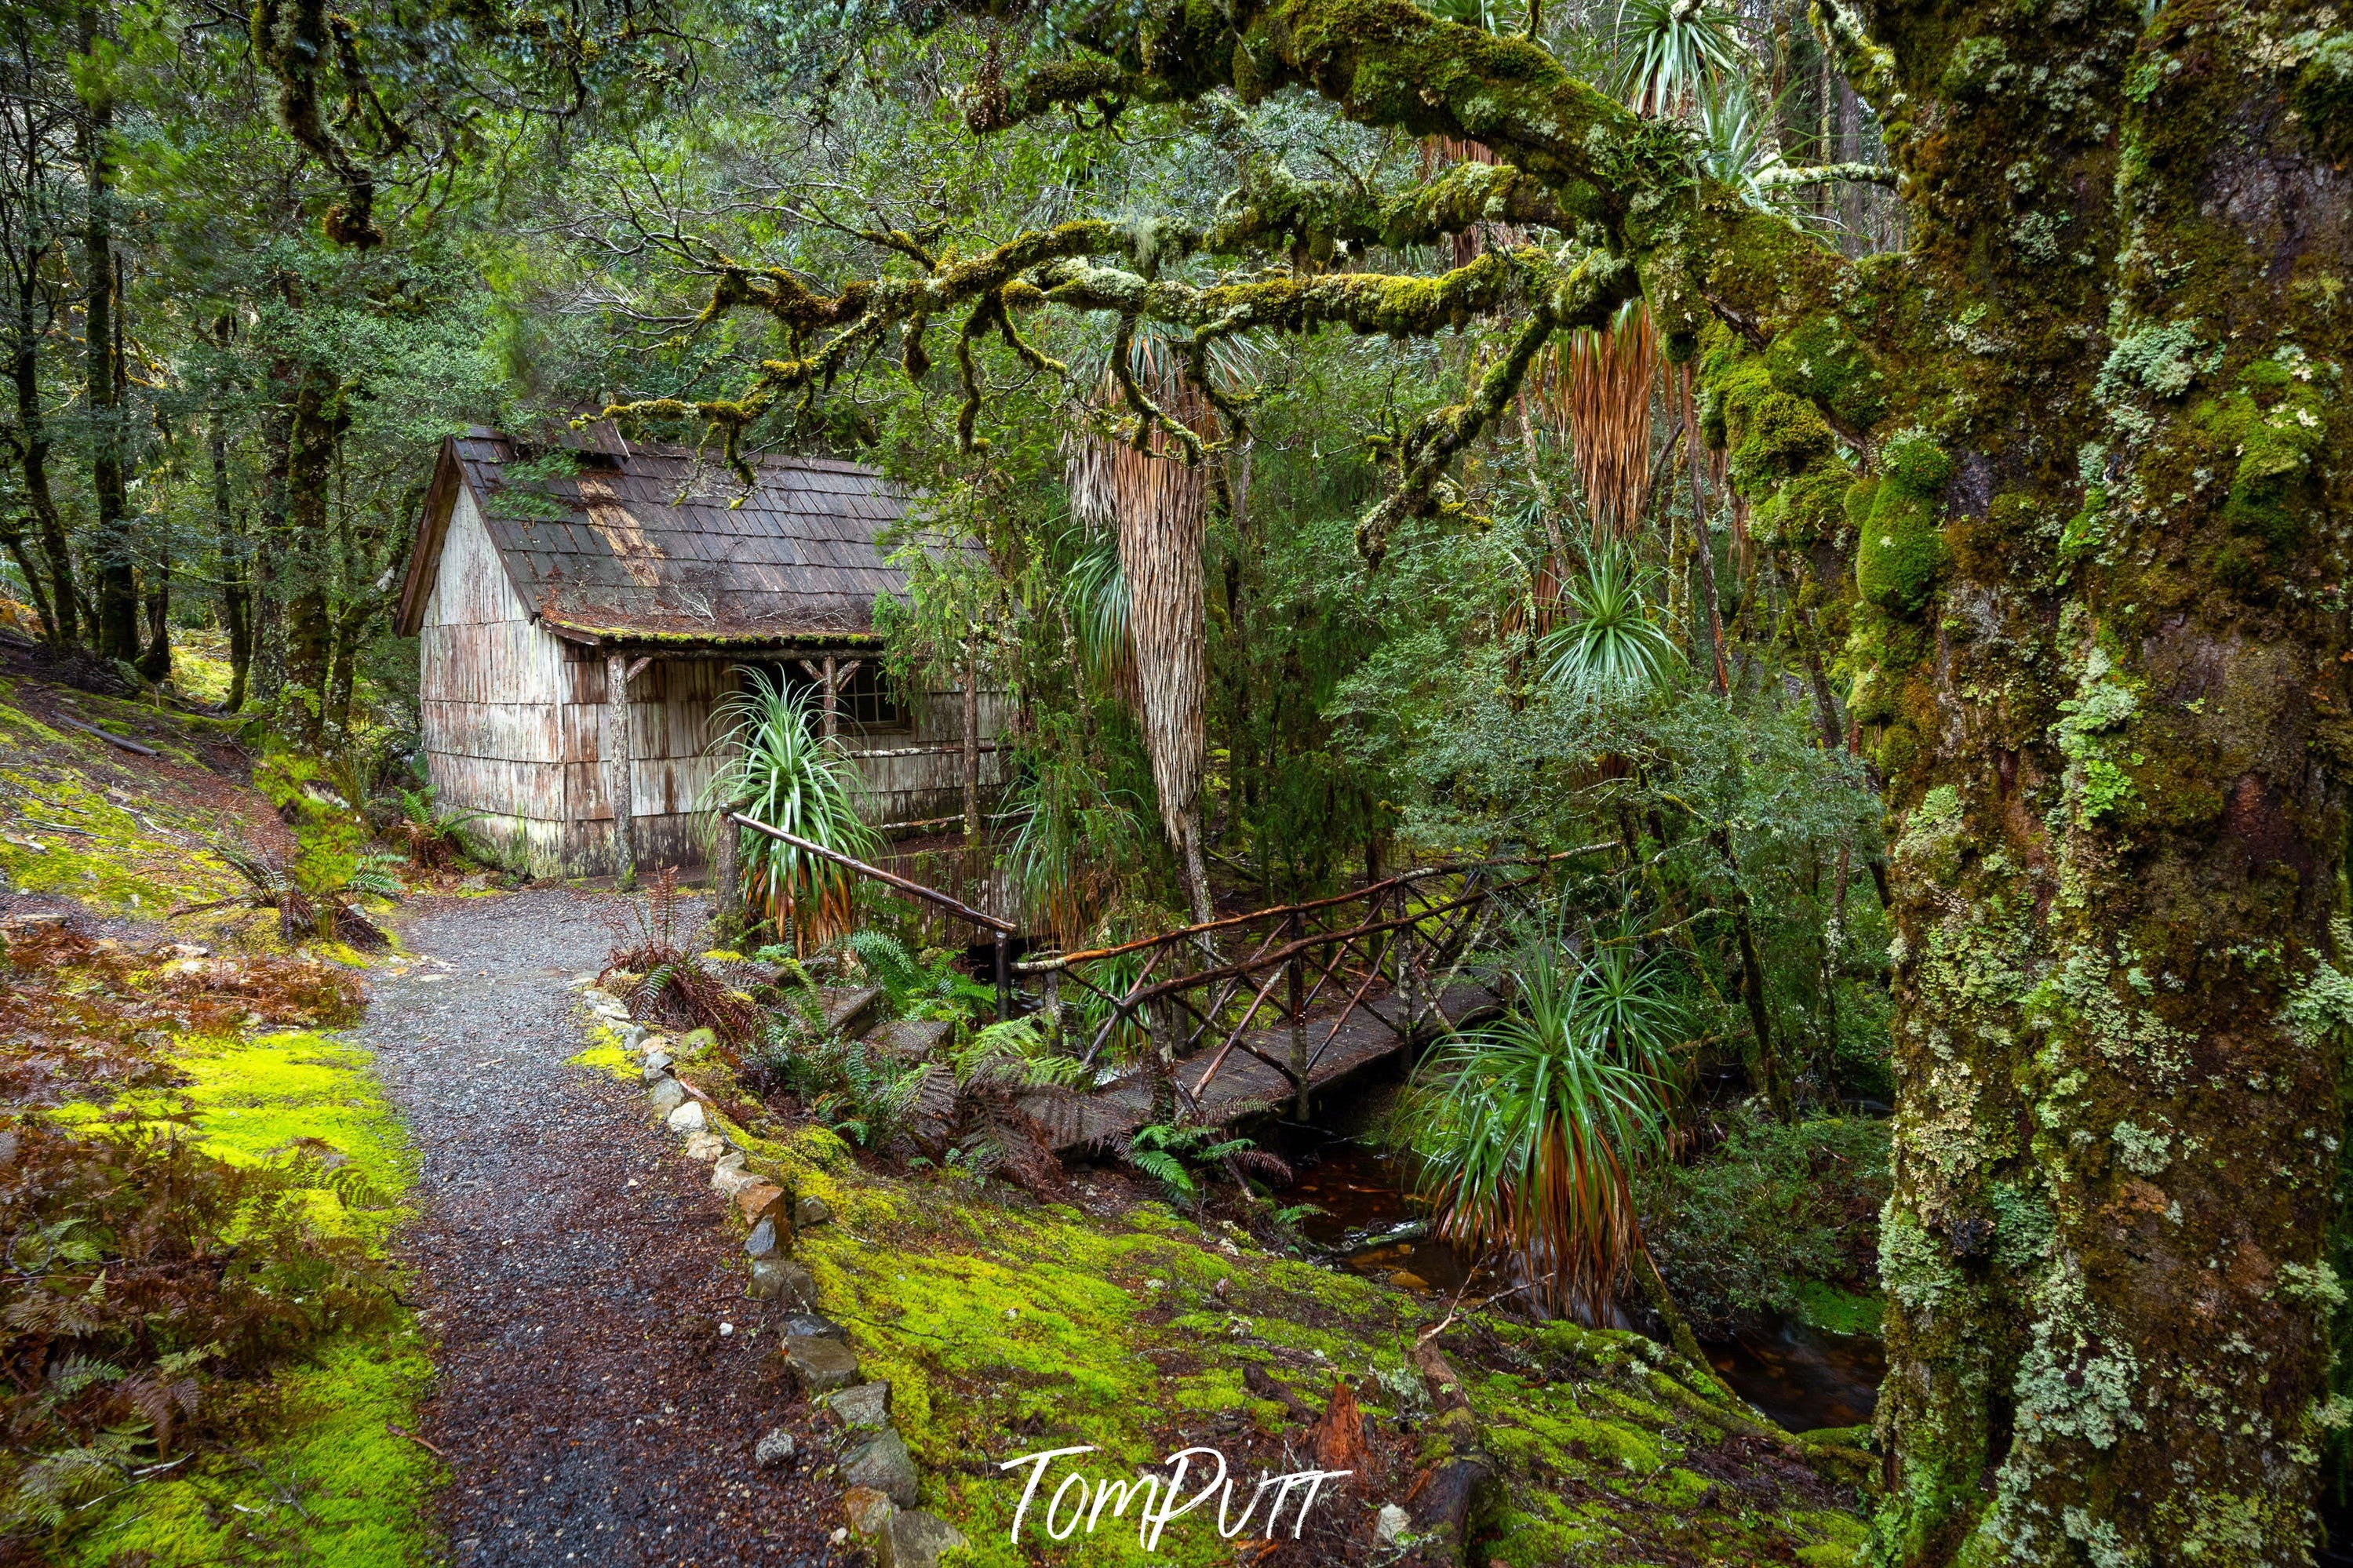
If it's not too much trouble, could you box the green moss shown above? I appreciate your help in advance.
[64,1024,432,1563]
[1794,1281,1886,1337]
[0,694,244,914]
[1765,314,1889,434]
[1855,431,1952,614]
[2191,353,2331,553]
[67,1336,440,1568]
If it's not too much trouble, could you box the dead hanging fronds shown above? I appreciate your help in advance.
[1525,303,1658,537]
[1063,326,1236,922]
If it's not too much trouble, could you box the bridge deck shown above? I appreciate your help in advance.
[1031,981,1500,1153]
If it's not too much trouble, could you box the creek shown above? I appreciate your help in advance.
[1273,1128,1884,1435]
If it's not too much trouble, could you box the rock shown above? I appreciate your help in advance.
[1374,1502,1411,1546]
[749,1257,818,1308]
[863,1017,950,1060]
[794,1193,832,1228]
[716,1149,746,1172]
[880,1509,967,1568]
[734,1181,785,1224]
[638,1032,671,1057]
[1385,1270,1432,1293]
[754,1428,797,1469]
[828,1380,891,1429]
[640,1053,673,1082]
[713,1165,760,1198]
[683,1130,727,1161]
[781,1333,861,1395]
[841,1427,920,1506]
[617,1022,647,1050]
[745,1213,788,1259]
[647,1078,687,1115]
[778,1312,847,1341]
[822,985,884,1038]
[666,1100,709,1135]
[842,1486,897,1537]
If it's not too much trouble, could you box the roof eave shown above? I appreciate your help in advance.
[537,618,887,653]
[391,438,469,638]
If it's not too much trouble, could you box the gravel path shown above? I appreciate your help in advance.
[360,887,844,1567]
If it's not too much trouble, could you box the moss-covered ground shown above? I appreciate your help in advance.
[57,1025,439,1566]
[580,1027,1872,1566]
[0,670,268,919]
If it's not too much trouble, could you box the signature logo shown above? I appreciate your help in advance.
[1000,1444,1353,1551]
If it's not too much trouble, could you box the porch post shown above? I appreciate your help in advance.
[962,631,980,842]
[712,668,742,934]
[604,649,636,891]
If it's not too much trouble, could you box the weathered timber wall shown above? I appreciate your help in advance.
[418,493,568,875]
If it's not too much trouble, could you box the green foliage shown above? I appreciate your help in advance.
[847,930,997,1024]
[1607,0,1745,112]
[1539,543,1681,695]
[705,671,878,944]
[1118,1122,1280,1206]
[1406,919,1685,1319]
[1641,1107,1892,1337]
[253,753,370,901]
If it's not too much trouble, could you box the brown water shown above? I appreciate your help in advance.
[1280,1140,1492,1297]
[1706,1318,1885,1433]
[1279,1135,1886,1434]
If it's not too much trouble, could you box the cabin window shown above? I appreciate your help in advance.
[836,661,903,731]
[735,658,905,734]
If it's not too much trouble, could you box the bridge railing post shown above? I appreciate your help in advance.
[1397,882,1418,1028]
[1288,909,1308,1121]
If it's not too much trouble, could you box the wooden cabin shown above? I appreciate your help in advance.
[392,427,1008,880]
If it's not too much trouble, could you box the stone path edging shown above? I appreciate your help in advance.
[581,988,971,1568]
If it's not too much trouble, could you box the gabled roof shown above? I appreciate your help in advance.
[394,427,915,647]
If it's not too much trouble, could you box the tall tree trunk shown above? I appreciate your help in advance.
[10,247,74,646]
[279,358,341,747]
[78,2,133,664]
[137,549,168,680]
[249,398,287,708]
[212,416,250,710]
[1832,4,2353,1560]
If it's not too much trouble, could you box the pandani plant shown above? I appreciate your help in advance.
[1063,322,1255,925]
[703,668,879,949]
[1404,921,1687,1322]
[1539,541,1682,696]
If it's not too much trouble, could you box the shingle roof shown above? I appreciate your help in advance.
[394,428,922,646]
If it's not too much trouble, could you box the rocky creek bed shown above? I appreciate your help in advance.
[364,887,847,1566]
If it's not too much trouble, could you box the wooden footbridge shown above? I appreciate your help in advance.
[728,814,1554,1151]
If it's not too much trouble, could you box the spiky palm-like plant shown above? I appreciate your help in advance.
[1539,544,1681,694]
[704,669,878,947]
[1407,930,1685,1321]
[1608,0,1747,118]
[1063,529,1135,705]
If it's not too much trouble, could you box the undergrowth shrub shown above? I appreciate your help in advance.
[0,922,392,1560]
[601,871,760,1047]
[1640,1107,1891,1338]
